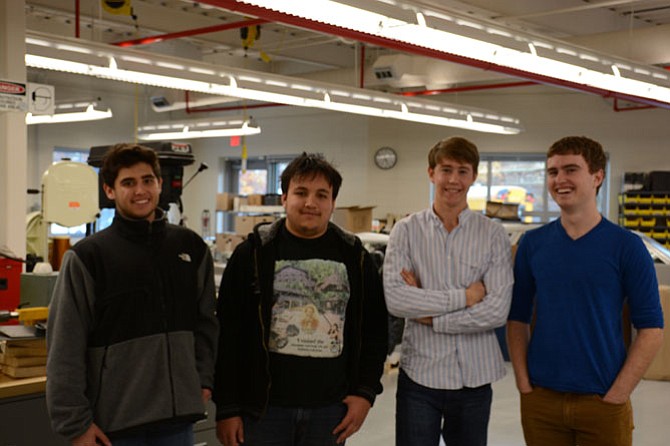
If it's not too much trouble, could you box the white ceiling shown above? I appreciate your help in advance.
[24,0,670,104]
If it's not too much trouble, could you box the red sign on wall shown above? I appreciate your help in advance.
[0,79,27,112]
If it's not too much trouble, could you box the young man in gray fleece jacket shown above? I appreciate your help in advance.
[46,143,218,446]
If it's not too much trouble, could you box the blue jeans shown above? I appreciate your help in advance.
[396,369,492,446]
[242,402,347,446]
[109,423,193,446]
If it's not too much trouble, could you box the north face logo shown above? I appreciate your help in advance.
[178,253,192,262]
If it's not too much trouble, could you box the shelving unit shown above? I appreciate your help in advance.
[216,205,285,234]
[618,191,670,248]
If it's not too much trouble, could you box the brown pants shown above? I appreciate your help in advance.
[520,386,634,446]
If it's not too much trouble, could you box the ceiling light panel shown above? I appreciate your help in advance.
[26,31,522,134]
[26,100,113,125]
[225,0,670,106]
[137,117,261,140]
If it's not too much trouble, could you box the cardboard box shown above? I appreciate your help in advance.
[216,193,236,211]
[215,233,246,254]
[644,285,670,380]
[485,201,520,220]
[233,196,248,210]
[234,215,256,235]
[234,215,277,235]
[247,194,264,206]
[332,206,375,233]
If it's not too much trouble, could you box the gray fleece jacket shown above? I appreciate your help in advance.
[46,211,218,440]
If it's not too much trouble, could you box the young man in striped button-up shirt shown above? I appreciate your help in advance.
[384,137,514,446]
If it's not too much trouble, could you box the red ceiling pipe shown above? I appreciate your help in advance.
[183,82,536,113]
[201,0,670,110]
[613,97,655,112]
[186,102,286,113]
[75,0,80,38]
[401,81,536,96]
[113,18,268,47]
[184,90,285,114]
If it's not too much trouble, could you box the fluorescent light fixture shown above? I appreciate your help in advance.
[25,31,523,135]
[138,117,261,140]
[26,100,113,125]
[227,0,670,106]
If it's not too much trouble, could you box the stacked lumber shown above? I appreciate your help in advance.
[0,338,47,378]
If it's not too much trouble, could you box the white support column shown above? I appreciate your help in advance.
[0,0,27,259]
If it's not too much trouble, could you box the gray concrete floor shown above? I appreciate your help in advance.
[349,364,670,446]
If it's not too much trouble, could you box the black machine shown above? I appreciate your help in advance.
[88,141,195,211]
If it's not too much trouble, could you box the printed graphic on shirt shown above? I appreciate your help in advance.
[269,259,350,358]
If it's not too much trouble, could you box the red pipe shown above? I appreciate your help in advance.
[182,82,532,112]
[186,102,286,113]
[184,90,285,113]
[613,97,655,112]
[401,81,536,96]
[200,0,670,110]
[113,18,268,47]
[75,0,80,38]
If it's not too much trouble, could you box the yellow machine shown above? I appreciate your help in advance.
[0,307,48,326]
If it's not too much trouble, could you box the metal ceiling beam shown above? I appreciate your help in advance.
[199,0,670,110]
[493,0,649,20]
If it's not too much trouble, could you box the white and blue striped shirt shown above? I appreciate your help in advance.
[384,207,513,389]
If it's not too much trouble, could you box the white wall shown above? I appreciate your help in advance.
[26,82,670,238]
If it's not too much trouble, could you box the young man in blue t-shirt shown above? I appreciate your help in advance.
[507,136,664,446]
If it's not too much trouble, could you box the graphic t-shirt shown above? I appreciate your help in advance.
[268,226,351,406]
[269,258,349,357]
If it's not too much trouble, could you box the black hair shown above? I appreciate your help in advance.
[280,152,343,199]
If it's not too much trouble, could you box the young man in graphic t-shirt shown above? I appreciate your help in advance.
[213,153,388,446]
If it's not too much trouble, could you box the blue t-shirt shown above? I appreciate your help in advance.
[509,218,664,395]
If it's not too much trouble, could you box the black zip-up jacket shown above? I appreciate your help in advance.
[213,219,388,420]
[46,211,218,440]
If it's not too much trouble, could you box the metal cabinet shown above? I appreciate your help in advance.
[0,393,68,445]
[193,400,218,445]
[0,392,218,446]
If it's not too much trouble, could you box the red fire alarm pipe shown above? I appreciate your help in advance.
[400,81,536,96]
[201,0,670,110]
[113,18,268,47]
[184,90,286,114]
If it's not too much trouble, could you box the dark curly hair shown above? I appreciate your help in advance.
[280,152,342,199]
[100,143,161,188]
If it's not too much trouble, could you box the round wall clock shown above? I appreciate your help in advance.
[374,146,398,170]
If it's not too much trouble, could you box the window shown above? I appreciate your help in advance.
[218,155,296,232]
[53,147,89,163]
[466,153,609,223]
[222,157,295,195]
